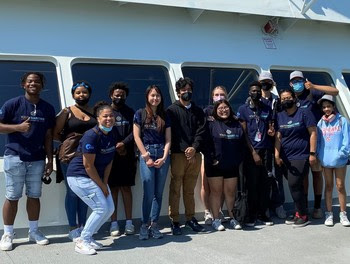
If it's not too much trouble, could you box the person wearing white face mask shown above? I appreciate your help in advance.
[289,71,338,220]
[201,86,228,225]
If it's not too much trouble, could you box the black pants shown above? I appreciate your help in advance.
[282,159,309,216]
[244,148,272,219]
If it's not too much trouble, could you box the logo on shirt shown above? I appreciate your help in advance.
[288,121,292,125]
[280,122,301,129]
[115,120,129,127]
[0,109,2,115]
[226,129,232,134]
[116,116,122,121]
[85,144,94,150]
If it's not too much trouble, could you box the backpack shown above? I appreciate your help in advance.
[233,164,248,224]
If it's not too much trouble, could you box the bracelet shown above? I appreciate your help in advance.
[141,152,150,159]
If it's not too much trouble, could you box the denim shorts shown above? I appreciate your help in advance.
[3,155,45,200]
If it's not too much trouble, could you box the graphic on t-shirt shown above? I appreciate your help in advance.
[85,144,94,150]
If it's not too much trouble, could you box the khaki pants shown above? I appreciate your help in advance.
[168,153,201,222]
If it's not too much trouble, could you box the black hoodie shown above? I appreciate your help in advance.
[166,100,206,153]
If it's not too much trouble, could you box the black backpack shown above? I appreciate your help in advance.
[233,164,248,224]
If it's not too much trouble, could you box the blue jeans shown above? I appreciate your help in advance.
[67,176,114,242]
[4,155,45,200]
[140,144,170,224]
[61,163,88,228]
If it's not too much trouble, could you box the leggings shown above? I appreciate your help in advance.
[284,159,309,216]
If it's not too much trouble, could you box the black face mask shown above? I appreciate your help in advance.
[75,98,89,106]
[281,99,295,109]
[113,98,125,107]
[180,92,192,102]
[261,83,273,91]
[250,92,262,101]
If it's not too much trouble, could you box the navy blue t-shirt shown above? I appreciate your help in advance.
[276,108,316,161]
[205,119,245,170]
[297,89,324,122]
[66,126,117,179]
[133,109,171,145]
[0,95,55,161]
[237,102,273,149]
[113,105,135,151]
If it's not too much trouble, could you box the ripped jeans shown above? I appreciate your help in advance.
[67,176,114,242]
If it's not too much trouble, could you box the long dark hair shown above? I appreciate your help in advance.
[145,85,166,132]
[212,99,235,121]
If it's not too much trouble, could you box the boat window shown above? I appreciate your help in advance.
[342,72,350,89]
[271,69,348,118]
[181,67,258,112]
[0,60,60,157]
[71,63,172,111]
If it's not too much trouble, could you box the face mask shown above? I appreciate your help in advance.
[113,98,125,107]
[99,125,113,133]
[292,81,305,93]
[261,83,273,91]
[250,92,262,101]
[180,92,192,102]
[213,95,226,102]
[281,99,295,109]
[75,98,89,106]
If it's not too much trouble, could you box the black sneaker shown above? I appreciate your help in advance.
[171,222,182,235]
[245,216,256,227]
[293,215,310,228]
[285,214,297,225]
[185,217,206,232]
[258,215,274,226]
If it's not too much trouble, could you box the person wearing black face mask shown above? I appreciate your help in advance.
[53,81,97,241]
[275,89,317,227]
[107,82,137,237]
[258,71,287,220]
[167,77,206,235]
[237,81,275,227]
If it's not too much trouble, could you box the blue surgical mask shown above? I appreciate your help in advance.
[292,81,305,93]
[99,125,113,133]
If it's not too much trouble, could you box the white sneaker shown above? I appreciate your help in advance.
[28,230,49,245]
[0,232,14,251]
[125,222,135,235]
[204,211,213,225]
[230,218,242,230]
[89,238,103,250]
[340,211,350,227]
[75,239,96,255]
[68,227,81,242]
[275,205,287,219]
[324,211,334,227]
[110,222,121,237]
[212,219,225,231]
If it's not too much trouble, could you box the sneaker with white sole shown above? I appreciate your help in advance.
[75,239,96,255]
[340,211,350,227]
[275,205,287,219]
[324,211,334,227]
[212,219,225,231]
[125,222,135,235]
[204,211,213,225]
[89,238,103,249]
[230,218,242,230]
[139,225,149,240]
[28,230,49,245]
[149,224,163,239]
[0,232,14,251]
[68,227,81,242]
[110,222,121,237]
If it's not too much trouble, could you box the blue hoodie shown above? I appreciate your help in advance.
[317,113,350,168]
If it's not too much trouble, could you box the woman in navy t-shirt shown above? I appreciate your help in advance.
[275,89,317,228]
[133,85,171,240]
[204,99,245,231]
[66,102,117,255]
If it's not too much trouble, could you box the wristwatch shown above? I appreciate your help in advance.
[310,152,316,156]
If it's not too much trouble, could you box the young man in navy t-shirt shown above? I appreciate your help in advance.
[289,70,338,219]
[237,81,275,227]
[0,72,55,251]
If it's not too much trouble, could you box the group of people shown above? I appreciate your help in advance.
[0,70,349,255]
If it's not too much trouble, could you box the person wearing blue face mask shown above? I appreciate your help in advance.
[66,102,118,255]
[289,71,338,220]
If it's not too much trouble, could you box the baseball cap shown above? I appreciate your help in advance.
[258,71,274,81]
[317,94,335,105]
[290,71,304,80]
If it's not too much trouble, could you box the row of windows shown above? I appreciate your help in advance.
[0,60,350,155]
